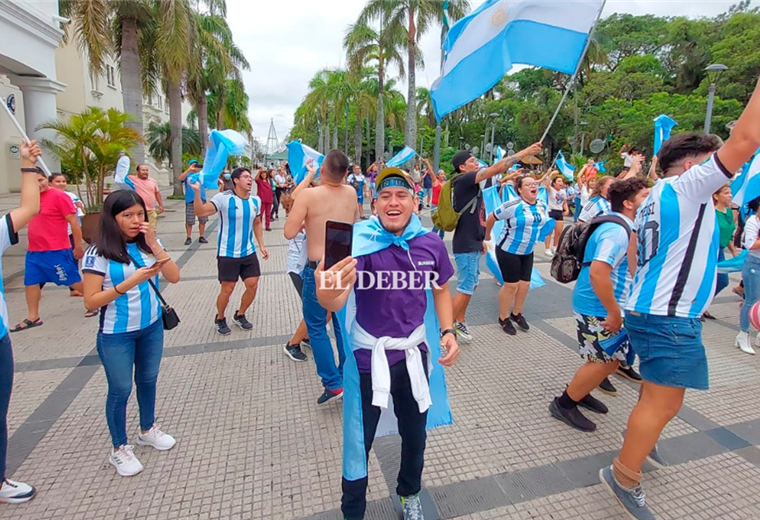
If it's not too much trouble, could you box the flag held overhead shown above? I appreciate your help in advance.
[287,141,324,184]
[386,146,417,167]
[653,115,677,155]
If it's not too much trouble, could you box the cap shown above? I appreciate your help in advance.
[375,167,415,193]
[452,150,473,172]
[188,159,199,165]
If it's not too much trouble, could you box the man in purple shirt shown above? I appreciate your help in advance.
[317,168,460,520]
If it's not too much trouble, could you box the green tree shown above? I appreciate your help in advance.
[145,121,202,167]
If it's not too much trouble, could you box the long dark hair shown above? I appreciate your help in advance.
[94,190,152,263]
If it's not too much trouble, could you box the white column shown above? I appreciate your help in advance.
[10,76,66,172]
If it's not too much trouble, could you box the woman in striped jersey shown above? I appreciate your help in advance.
[578,176,615,223]
[83,190,181,477]
[485,176,548,335]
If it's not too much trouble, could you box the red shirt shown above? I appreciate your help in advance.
[432,183,442,206]
[255,178,274,204]
[28,188,76,251]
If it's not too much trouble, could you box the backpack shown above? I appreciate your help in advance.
[431,174,479,232]
[550,215,631,284]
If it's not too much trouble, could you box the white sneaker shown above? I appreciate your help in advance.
[545,248,554,257]
[109,445,144,477]
[137,426,176,451]
[736,331,756,355]
[0,478,36,504]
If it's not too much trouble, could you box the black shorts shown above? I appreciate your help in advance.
[496,248,534,284]
[549,209,564,221]
[217,254,261,282]
[289,271,303,298]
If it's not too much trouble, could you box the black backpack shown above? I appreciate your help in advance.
[550,215,632,284]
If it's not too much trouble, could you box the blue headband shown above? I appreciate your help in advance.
[378,176,413,192]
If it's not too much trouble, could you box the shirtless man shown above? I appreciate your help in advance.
[284,150,358,404]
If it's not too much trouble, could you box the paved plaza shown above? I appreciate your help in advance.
[2,190,760,520]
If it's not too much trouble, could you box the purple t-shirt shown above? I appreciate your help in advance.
[353,233,454,373]
[368,170,378,183]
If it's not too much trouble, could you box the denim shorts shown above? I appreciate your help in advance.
[624,311,708,390]
[454,252,480,295]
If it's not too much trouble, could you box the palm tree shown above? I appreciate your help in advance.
[416,86,436,128]
[207,78,253,135]
[344,19,406,162]
[145,121,202,167]
[358,0,469,153]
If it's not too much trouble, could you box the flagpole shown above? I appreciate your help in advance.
[433,0,450,174]
[540,0,607,143]
[0,94,53,177]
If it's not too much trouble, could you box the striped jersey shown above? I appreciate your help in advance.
[0,214,19,338]
[82,241,163,334]
[578,196,610,222]
[493,198,548,255]
[572,213,634,317]
[626,154,732,318]
[210,190,262,258]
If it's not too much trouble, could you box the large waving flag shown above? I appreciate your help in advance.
[594,161,606,173]
[190,130,248,190]
[731,149,760,210]
[114,154,133,190]
[654,115,678,155]
[287,141,324,184]
[556,151,576,180]
[431,0,605,120]
[496,146,506,161]
[386,146,417,167]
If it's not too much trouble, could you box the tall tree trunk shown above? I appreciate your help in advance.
[365,116,371,165]
[325,119,331,152]
[345,108,350,155]
[198,95,209,158]
[354,115,362,167]
[168,78,184,197]
[405,7,417,160]
[332,112,338,150]
[119,17,145,163]
[376,61,385,163]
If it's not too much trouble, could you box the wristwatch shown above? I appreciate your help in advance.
[440,328,457,339]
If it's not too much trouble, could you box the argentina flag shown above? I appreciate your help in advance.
[431,0,605,120]
[731,148,760,211]
[193,130,248,190]
[287,141,324,184]
[556,151,575,180]
[653,114,677,155]
[386,146,417,167]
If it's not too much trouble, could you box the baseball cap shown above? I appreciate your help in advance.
[452,150,473,172]
[188,159,199,165]
[375,167,415,193]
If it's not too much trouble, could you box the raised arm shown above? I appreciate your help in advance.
[191,182,217,217]
[476,142,543,184]
[718,76,760,174]
[9,141,42,230]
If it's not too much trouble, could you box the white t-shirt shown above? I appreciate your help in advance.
[743,215,760,259]
[548,187,565,212]
[64,191,84,234]
[210,190,262,258]
[580,186,591,206]
[286,232,307,275]
[621,153,634,168]
[0,214,18,337]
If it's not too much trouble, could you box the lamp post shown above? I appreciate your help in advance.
[704,63,728,134]
[579,121,588,153]
[488,112,499,163]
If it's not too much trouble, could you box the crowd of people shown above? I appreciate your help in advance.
[1,76,760,520]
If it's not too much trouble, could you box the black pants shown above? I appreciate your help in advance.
[341,356,428,520]
[272,188,284,218]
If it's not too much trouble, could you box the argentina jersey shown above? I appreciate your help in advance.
[211,191,262,258]
[572,214,633,317]
[626,154,732,318]
[0,214,19,338]
[493,199,548,255]
[82,242,162,334]
[578,196,610,222]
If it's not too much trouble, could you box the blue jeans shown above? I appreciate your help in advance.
[97,319,164,448]
[430,205,445,239]
[715,247,729,297]
[740,255,760,332]
[302,266,345,391]
[0,334,12,481]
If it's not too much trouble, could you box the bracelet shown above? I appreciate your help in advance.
[440,328,457,339]
[114,285,125,295]
[21,167,41,173]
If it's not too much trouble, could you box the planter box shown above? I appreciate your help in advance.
[81,212,101,245]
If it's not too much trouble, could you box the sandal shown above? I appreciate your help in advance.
[85,310,98,318]
[10,318,43,333]
[702,311,716,320]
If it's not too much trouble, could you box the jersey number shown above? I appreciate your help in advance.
[637,221,660,267]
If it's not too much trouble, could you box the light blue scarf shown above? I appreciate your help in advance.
[338,214,453,482]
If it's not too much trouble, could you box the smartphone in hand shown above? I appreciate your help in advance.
[324,220,353,269]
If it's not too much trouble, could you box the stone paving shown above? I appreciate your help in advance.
[2,190,760,520]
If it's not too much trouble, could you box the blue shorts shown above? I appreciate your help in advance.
[454,252,481,296]
[624,311,708,390]
[357,196,364,204]
[24,250,81,287]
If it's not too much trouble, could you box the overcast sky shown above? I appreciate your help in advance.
[226,0,741,144]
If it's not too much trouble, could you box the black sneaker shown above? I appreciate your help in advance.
[510,312,530,331]
[317,387,343,405]
[284,343,307,362]
[598,377,618,396]
[233,312,253,330]
[215,317,231,335]
[300,339,311,349]
[579,392,609,414]
[549,398,596,432]
[617,365,643,383]
[498,317,517,335]
[184,237,192,246]
[198,236,208,244]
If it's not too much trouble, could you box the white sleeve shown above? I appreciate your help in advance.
[493,200,519,221]
[253,196,262,217]
[210,192,226,213]
[672,153,732,202]
[0,214,18,254]
[744,216,760,250]
[82,247,108,275]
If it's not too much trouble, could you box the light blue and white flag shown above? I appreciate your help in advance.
[594,161,606,173]
[114,154,133,190]
[287,141,324,184]
[431,0,604,120]
[496,145,506,161]
[556,151,576,180]
[653,114,677,155]
[386,146,417,167]
[193,129,248,190]
[718,250,748,274]
[731,148,760,211]
[478,159,489,169]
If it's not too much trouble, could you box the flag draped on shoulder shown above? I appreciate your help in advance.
[114,154,132,189]
[653,115,677,155]
[287,141,324,184]
[556,151,576,180]
[431,0,605,120]
[337,215,453,482]
[386,146,417,167]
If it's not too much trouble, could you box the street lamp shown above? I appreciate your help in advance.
[579,121,588,153]
[704,63,728,134]
[488,112,499,163]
